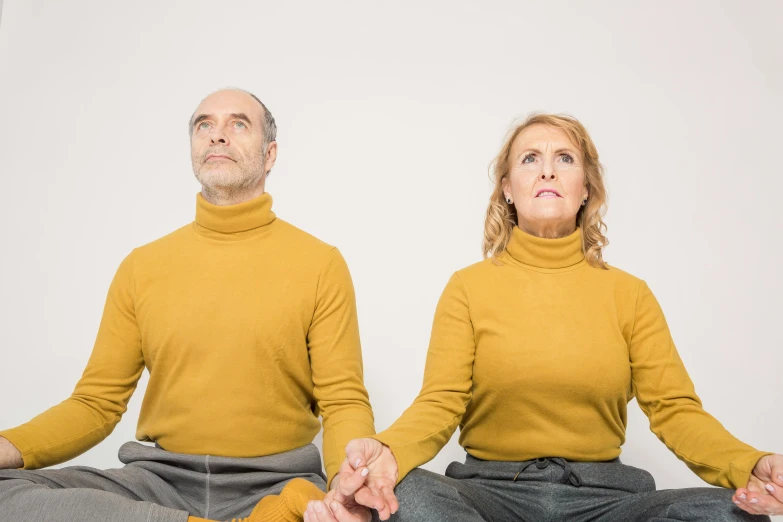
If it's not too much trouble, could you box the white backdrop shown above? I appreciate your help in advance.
[0,0,781,506]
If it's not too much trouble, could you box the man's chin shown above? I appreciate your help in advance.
[196,170,244,187]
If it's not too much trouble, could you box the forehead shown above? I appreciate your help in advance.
[193,90,263,122]
[511,124,579,153]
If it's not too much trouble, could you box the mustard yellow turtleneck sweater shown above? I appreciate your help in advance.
[0,193,375,484]
[374,227,769,489]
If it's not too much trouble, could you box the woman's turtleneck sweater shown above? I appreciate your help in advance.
[374,226,769,489]
[0,193,375,484]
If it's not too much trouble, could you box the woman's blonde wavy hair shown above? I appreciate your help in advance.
[483,113,609,269]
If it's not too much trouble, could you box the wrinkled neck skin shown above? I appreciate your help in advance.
[200,175,265,207]
[517,217,577,239]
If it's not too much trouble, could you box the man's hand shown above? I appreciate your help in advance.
[0,437,23,470]
[733,454,783,517]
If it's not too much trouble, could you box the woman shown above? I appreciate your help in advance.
[306,114,782,522]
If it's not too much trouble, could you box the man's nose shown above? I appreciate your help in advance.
[209,126,229,145]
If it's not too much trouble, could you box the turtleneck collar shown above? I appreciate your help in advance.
[505,226,585,269]
[194,192,276,238]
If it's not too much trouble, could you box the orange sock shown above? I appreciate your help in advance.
[187,478,325,522]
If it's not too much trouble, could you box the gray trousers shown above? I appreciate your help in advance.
[0,441,326,522]
[381,455,770,522]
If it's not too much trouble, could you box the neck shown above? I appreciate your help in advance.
[517,219,577,240]
[201,178,266,206]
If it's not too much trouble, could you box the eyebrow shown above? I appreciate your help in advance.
[191,112,254,129]
[514,147,578,160]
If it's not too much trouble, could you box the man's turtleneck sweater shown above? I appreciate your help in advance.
[374,226,769,489]
[0,193,375,484]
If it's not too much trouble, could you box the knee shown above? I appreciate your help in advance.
[384,469,459,522]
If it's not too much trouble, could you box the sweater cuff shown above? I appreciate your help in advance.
[325,419,376,488]
[370,434,419,486]
[729,451,775,489]
[0,429,34,469]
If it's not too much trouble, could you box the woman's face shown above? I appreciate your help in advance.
[503,124,588,237]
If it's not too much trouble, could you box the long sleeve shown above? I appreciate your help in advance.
[373,273,476,483]
[0,252,145,469]
[630,280,772,488]
[308,248,375,486]
[238,478,325,522]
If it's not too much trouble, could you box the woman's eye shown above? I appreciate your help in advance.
[522,154,535,164]
[560,153,574,163]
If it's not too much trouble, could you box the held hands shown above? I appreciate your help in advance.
[304,459,373,522]
[733,454,783,517]
[304,438,400,522]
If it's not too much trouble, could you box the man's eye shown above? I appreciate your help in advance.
[198,122,211,130]
[234,121,246,129]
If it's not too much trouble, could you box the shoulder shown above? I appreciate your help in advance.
[271,218,335,253]
[593,263,644,286]
[454,257,497,281]
[129,223,193,261]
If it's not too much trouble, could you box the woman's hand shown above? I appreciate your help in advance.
[733,454,783,517]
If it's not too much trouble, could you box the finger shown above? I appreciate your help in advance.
[772,457,783,488]
[745,494,781,516]
[354,505,372,522]
[747,475,766,492]
[313,500,337,522]
[346,439,373,470]
[735,496,770,516]
[354,485,386,511]
[338,458,355,476]
[329,500,365,522]
[380,485,399,515]
[371,489,391,521]
[762,481,783,504]
[734,489,769,515]
[756,495,783,516]
[337,467,370,497]
[732,487,748,502]
[735,504,765,517]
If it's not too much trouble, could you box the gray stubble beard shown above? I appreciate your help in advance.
[194,143,268,203]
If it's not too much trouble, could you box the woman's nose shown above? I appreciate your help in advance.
[540,160,557,180]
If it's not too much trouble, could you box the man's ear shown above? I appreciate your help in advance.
[264,141,278,176]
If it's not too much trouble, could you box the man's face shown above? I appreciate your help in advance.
[190,90,270,194]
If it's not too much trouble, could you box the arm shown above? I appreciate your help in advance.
[0,252,145,469]
[372,272,475,483]
[629,280,772,489]
[309,248,376,486]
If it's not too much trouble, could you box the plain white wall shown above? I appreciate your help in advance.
[0,0,781,505]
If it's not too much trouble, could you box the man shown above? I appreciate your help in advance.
[0,89,375,522]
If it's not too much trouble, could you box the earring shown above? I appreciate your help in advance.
[506,197,513,204]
